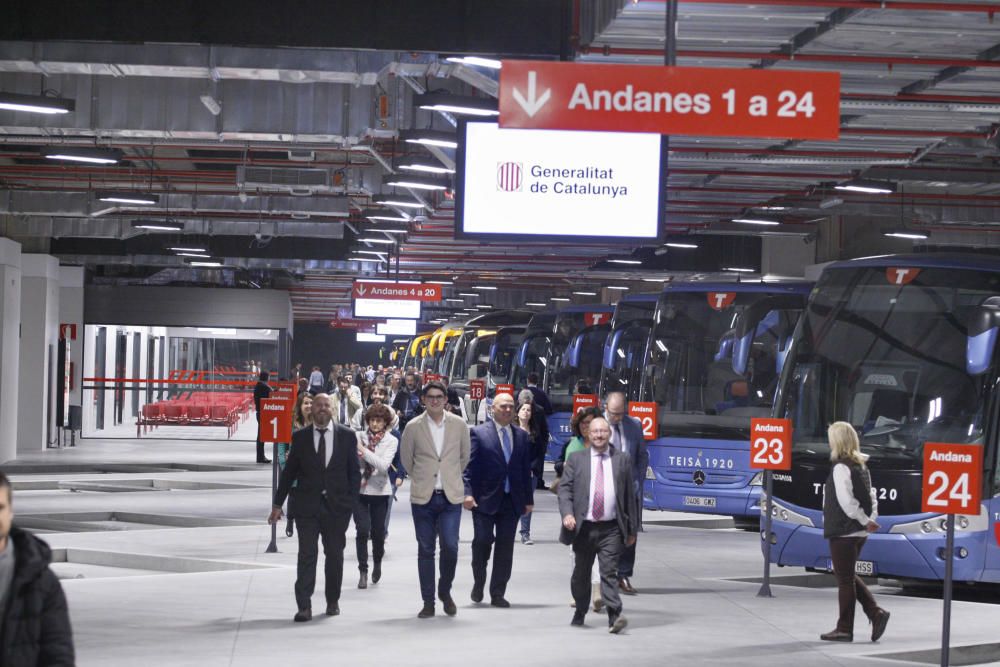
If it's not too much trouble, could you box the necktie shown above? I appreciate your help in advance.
[593,453,605,520]
[614,423,625,454]
[340,398,347,424]
[317,428,328,467]
[501,427,512,493]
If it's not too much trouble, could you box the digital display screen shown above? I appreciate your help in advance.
[455,121,664,243]
[353,298,421,320]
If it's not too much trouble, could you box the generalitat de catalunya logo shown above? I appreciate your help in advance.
[497,162,523,192]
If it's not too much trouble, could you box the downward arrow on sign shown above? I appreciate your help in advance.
[357,285,367,296]
[512,71,551,118]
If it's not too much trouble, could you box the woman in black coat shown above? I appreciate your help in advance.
[820,421,890,643]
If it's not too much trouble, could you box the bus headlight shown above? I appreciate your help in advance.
[767,499,814,527]
[749,472,763,487]
[890,506,988,534]
[920,521,933,534]
[645,466,655,481]
[958,515,970,530]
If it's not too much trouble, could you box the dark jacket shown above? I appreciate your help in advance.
[391,389,423,430]
[610,415,649,498]
[464,422,535,516]
[823,460,873,539]
[253,381,271,413]
[557,448,638,546]
[526,385,553,416]
[274,423,361,516]
[0,526,74,667]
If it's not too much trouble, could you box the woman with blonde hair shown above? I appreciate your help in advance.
[821,421,890,643]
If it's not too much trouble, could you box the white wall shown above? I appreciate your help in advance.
[59,266,84,413]
[0,239,20,463]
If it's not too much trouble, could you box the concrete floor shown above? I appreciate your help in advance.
[7,437,1000,667]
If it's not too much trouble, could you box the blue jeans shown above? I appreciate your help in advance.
[411,492,462,604]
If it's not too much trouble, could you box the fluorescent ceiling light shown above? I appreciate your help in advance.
[42,146,123,164]
[353,250,388,256]
[366,215,410,223]
[458,292,478,297]
[175,252,210,258]
[372,194,425,209]
[197,327,236,335]
[733,218,780,226]
[347,255,382,262]
[757,206,788,211]
[608,258,642,265]
[168,246,206,253]
[414,92,499,117]
[186,260,223,267]
[446,56,503,70]
[100,191,159,205]
[476,304,494,309]
[0,92,74,115]
[664,242,698,249]
[357,237,396,244]
[524,302,547,307]
[883,229,930,240]
[199,94,222,116]
[572,291,598,296]
[368,227,409,235]
[426,280,454,285]
[445,298,465,303]
[724,267,756,273]
[396,156,455,175]
[834,178,896,195]
[399,130,459,149]
[641,277,669,282]
[606,286,630,290]
[550,297,571,302]
[472,285,498,290]
[383,175,449,191]
[131,220,183,231]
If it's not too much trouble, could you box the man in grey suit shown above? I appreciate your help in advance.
[604,392,649,595]
[399,380,471,619]
[558,416,638,634]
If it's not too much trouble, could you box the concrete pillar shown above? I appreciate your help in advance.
[0,239,21,463]
[59,266,85,422]
[761,236,816,279]
[18,254,60,454]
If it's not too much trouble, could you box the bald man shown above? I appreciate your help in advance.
[463,392,534,607]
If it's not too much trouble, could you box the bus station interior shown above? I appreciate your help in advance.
[3,1,1000,665]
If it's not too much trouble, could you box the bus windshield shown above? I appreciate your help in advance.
[489,328,522,386]
[777,266,1000,466]
[510,333,550,389]
[547,313,610,411]
[645,290,802,439]
[601,300,655,402]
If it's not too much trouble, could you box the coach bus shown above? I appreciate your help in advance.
[641,280,811,522]
[768,254,1000,582]
[543,304,616,460]
[598,293,658,400]
[401,333,433,372]
[438,310,533,396]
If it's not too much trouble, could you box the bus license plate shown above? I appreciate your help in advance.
[683,496,716,508]
[855,560,874,576]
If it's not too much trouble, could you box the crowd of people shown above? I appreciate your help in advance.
[267,363,649,633]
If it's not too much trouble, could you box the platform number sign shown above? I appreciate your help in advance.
[259,398,293,444]
[922,443,982,515]
[469,379,486,401]
[573,394,598,414]
[749,418,792,470]
[628,402,657,440]
[495,384,515,397]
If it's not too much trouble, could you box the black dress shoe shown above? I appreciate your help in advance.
[871,609,890,642]
[618,577,637,595]
[293,608,312,622]
[358,571,368,589]
[571,611,586,627]
[372,562,382,584]
[820,630,853,642]
[257,457,271,464]
[490,597,511,608]
[325,604,339,616]
[471,584,484,603]
[417,604,435,619]
[440,595,457,616]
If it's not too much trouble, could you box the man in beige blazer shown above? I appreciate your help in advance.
[400,380,471,619]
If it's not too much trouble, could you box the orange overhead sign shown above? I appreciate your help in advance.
[499,61,840,140]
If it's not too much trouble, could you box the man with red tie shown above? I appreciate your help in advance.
[463,392,534,607]
[558,417,638,634]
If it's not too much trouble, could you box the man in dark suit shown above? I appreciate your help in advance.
[253,371,271,464]
[525,372,553,415]
[558,416,638,634]
[604,391,649,595]
[463,392,534,607]
[391,372,423,432]
[268,393,361,622]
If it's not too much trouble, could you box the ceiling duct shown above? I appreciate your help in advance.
[237,165,331,193]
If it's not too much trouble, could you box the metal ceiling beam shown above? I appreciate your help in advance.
[755,8,860,69]
[899,40,1000,97]
[2,216,345,239]
[865,166,1000,185]
[669,0,1000,14]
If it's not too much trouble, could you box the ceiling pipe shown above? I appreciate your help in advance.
[643,0,999,14]
[582,47,1000,69]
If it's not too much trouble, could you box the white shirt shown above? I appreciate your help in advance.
[313,425,333,467]
[427,413,447,490]
[608,417,627,457]
[832,462,879,537]
[586,448,617,522]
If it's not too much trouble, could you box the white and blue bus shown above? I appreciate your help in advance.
[641,281,811,521]
[768,254,1000,582]
[598,292,659,401]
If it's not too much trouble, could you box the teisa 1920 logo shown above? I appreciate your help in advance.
[497,162,523,192]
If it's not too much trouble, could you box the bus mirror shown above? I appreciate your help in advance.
[967,299,1000,375]
[567,333,584,368]
[604,329,625,370]
[516,339,531,368]
[733,331,754,375]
